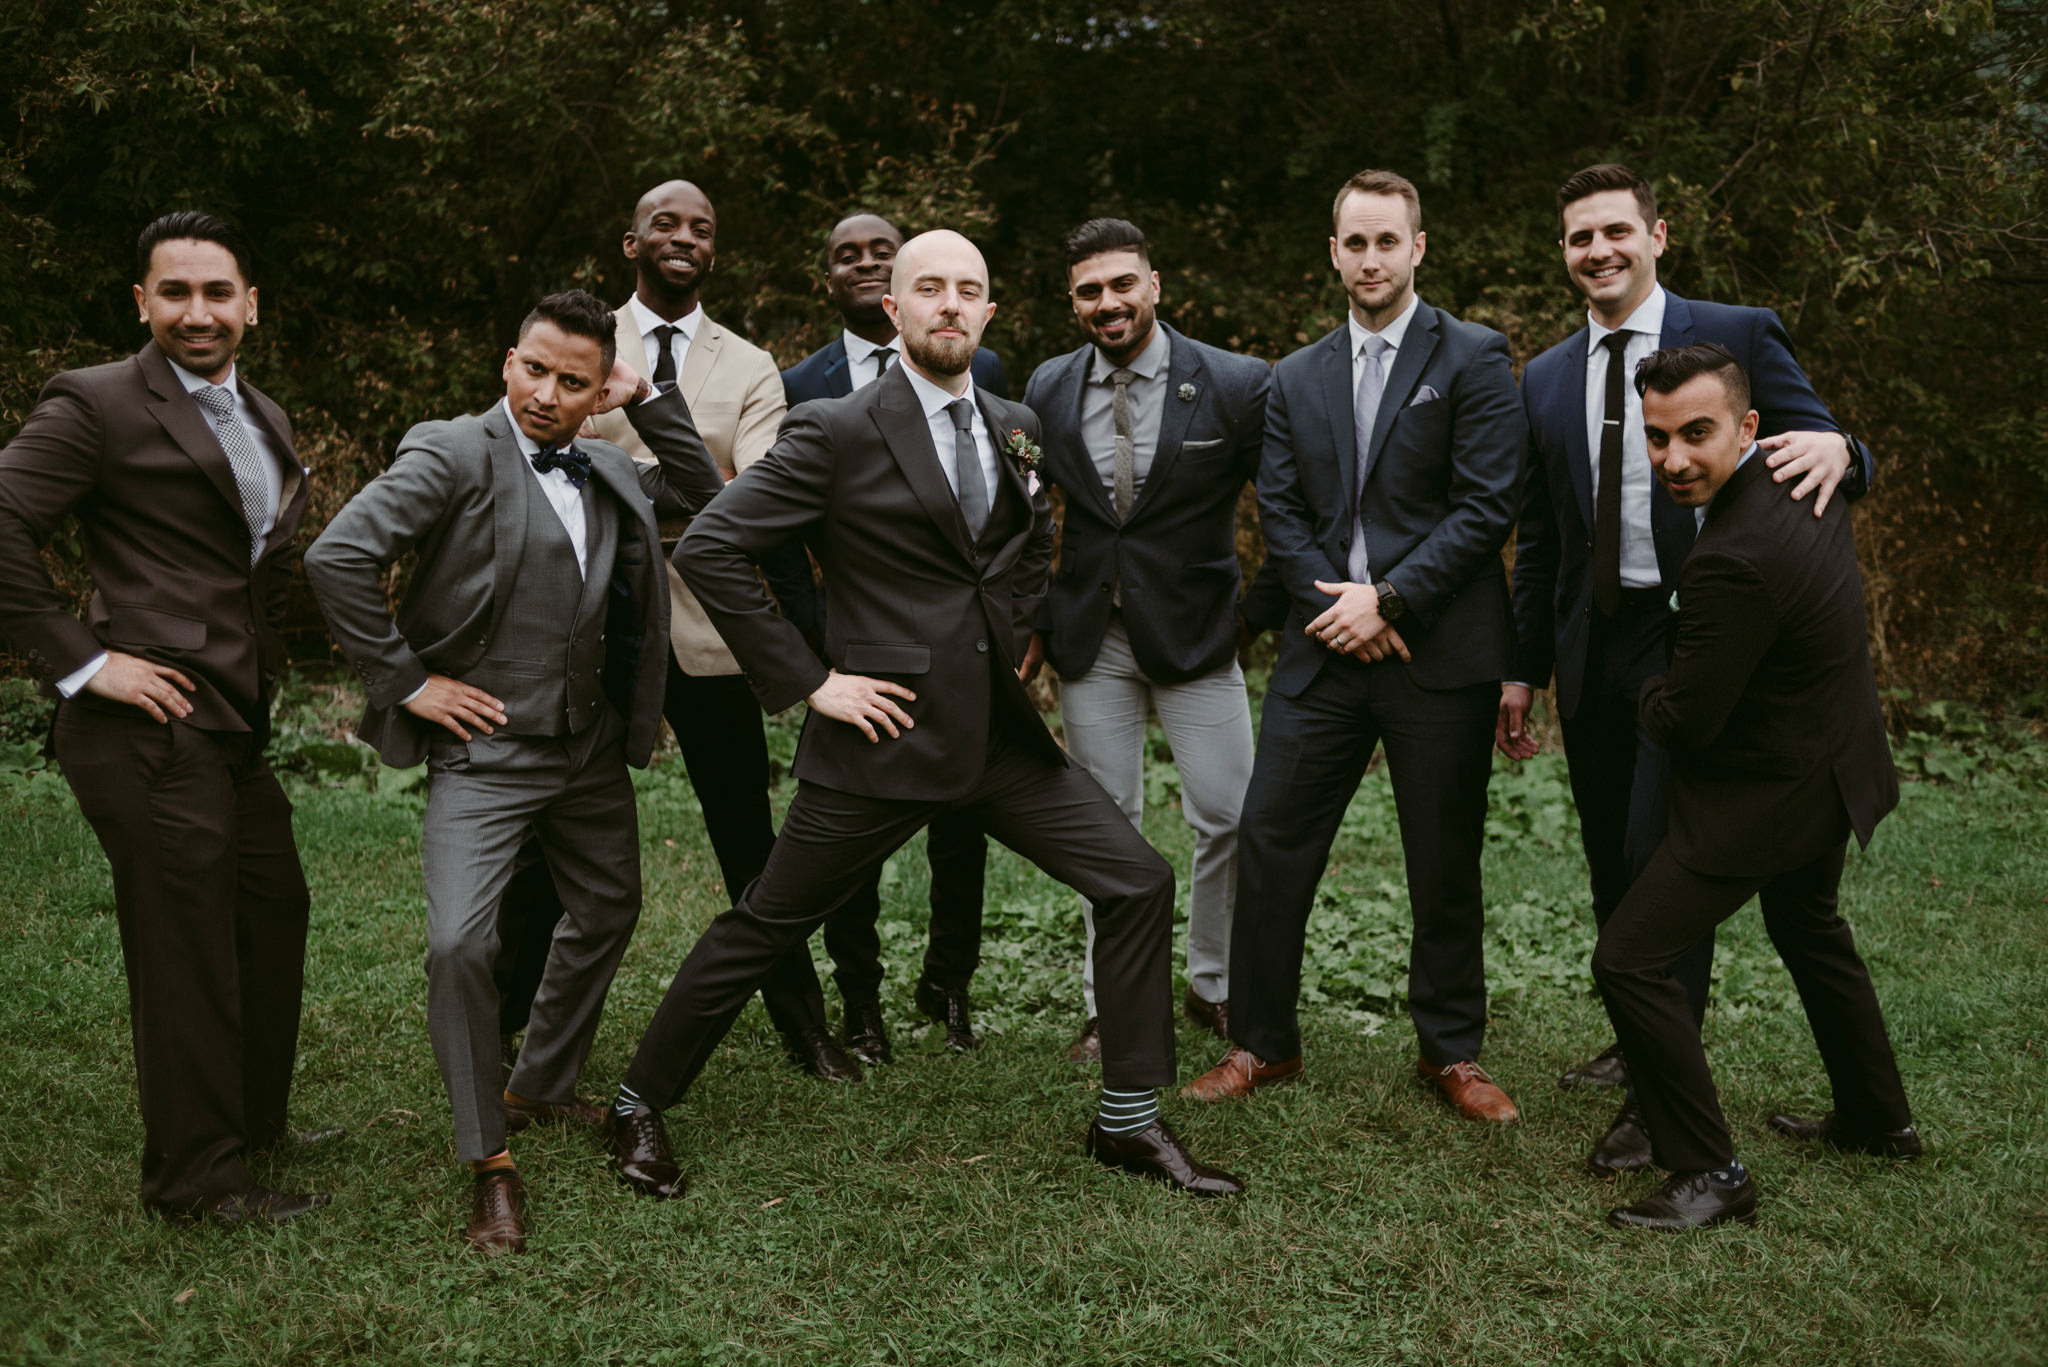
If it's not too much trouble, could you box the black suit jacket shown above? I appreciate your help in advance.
[1258,300,1526,699]
[1513,292,1876,718]
[0,341,308,732]
[675,364,1057,800]
[1021,325,1271,683]
[1639,453,1898,878]
[782,338,1009,406]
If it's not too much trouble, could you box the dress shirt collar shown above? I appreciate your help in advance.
[628,293,702,344]
[901,358,976,415]
[842,328,898,368]
[1588,284,1667,350]
[1348,293,1420,360]
[167,357,237,395]
[1088,323,1170,384]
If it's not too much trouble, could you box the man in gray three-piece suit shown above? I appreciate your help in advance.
[305,290,723,1254]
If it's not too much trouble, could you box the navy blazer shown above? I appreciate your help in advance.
[1259,300,1527,700]
[1512,291,1876,720]
[1021,324,1271,684]
[782,337,1009,406]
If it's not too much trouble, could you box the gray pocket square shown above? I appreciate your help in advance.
[1408,385,1441,406]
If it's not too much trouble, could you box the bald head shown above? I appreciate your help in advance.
[633,180,714,234]
[884,230,995,388]
[889,230,988,297]
[625,180,717,314]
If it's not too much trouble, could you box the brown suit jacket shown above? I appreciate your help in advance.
[0,341,307,732]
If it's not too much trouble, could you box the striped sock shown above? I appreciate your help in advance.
[613,1083,649,1118]
[1096,1087,1159,1136]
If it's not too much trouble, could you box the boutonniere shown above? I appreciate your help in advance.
[1668,589,1681,613]
[1177,383,1198,402]
[1003,428,1043,473]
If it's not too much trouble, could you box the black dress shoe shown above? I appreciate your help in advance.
[1587,1098,1653,1176]
[843,998,892,1067]
[781,1027,864,1083]
[605,1105,686,1200]
[1181,988,1229,1041]
[1560,1042,1630,1090]
[202,1186,332,1225]
[914,978,979,1053]
[1086,1118,1245,1196]
[1769,1110,1923,1158]
[1607,1170,1757,1231]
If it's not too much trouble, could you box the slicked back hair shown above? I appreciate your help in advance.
[1556,163,1658,237]
[1635,341,1751,417]
[136,210,254,285]
[1064,217,1150,270]
[517,290,618,374]
[1331,169,1421,235]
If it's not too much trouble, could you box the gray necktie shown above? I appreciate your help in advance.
[1347,334,1390,584]
[1110,366,1137,521]
[947,399,989,539]
[193,383,272,565]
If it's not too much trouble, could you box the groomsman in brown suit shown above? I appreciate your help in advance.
[0,212,328,1222]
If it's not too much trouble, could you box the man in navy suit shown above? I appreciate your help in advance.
[769,212,1011,1067]
[1500,163,1874,1174]
[1183,170,1528,1126]
[1017,217,1270,1062]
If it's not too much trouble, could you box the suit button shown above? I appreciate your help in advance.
[244,623,256,635]
[975,639,989,653]
[1100,583,1110,594]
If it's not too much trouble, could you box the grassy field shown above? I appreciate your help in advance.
[0,696,2043,1365]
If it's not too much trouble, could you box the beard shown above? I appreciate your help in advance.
[903,315,978,376]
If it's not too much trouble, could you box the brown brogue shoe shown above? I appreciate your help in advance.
[1417,1057,1520,1124]
[503,1090,608,1133]
[1178,1046,1304,1101]
[1182,988,1229,1041]
[465,1170,527,1254]
[1067,1017,1103,1063]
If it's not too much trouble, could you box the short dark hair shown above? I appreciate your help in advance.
[1556,163,1658,237]
[1064,217,1150,269]
[1332,169,1421,235]
[1635,341,1751,416]
[135,210,254,285]
[517,290,618,373]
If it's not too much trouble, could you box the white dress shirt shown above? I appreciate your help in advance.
[841,329,900,392]
[501,397,589,578]
[1344,293,1421,585]
[629,294,703,385]
[58,359,284,698]
[1586,285,1667,589]
[901,362,1000,509]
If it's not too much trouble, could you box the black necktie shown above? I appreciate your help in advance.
[1594,330,1630,616]
[876,346,896,381]
[532,444,592,489]
[650,324,681,393]
[948,399,989,539]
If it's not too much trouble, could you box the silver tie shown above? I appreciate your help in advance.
[193,384,273,565]
[947,399,989,540]
[1347,334,1390,584]
[1110,366,1137,521]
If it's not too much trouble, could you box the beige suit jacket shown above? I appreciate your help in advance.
[594,300,787,675]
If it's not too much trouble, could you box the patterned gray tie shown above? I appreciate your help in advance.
[1110,366,1137,521]
[193,383,273,565]
[947,399,990,540]
[1348,334,1390,584]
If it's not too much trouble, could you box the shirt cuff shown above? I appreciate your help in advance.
[56,652,108,698]
[1503,681,1532,690]
[399,680,429,706]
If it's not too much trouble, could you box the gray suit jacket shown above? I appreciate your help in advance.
[306,390,724,768]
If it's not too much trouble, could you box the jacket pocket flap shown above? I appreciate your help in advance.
[107,604,206,651]
[839,640,932,675]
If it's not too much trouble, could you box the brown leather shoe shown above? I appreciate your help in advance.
[1086,1118,1245,1195]
[1182,988,1229,1041]
[1417,1057,1520,1123]
[503,1090,608,1133]
[464,1170,527,1254]
[606,1105,686,1200]
[1067,1017,1102,1063]
[1178,1046,1304,1101]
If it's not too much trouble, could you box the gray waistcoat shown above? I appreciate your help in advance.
[465,481,618,737]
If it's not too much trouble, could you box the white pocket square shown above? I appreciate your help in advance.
[1408,385,1441,406]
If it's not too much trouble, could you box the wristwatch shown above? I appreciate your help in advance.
[1374,579,1407,622]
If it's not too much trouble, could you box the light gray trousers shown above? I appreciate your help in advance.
[1059,616,1254,1015]
[421,713,640,1161]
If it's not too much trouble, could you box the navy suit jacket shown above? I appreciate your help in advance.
[1259,300,1527,700]
[1512,291,1875,720]
[1021,324,1270,683]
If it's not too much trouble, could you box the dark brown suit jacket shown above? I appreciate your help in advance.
[0,340,307,731]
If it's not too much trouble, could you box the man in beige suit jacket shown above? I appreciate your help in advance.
[494,180,862,1086]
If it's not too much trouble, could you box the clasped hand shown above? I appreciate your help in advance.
[1305,580,1410,663]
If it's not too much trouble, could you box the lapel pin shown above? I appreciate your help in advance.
[1177,383,1197,402]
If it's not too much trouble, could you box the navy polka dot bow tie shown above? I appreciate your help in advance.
[531,443,592,489]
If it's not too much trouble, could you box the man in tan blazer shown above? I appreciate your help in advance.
[494,180,861,1083]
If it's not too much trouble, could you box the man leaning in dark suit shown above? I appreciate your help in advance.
[1183,170,1528,1126]
[0,212,328,1223]
[305,290,724,1253]
[772,210,1011,1066]
[1594,342,1916,1232]
[1018,217,1269,1063]
[603,230,1244,1199]
[1502,163,1876,1174]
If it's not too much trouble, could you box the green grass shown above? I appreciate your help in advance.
[0,705,2043,1365]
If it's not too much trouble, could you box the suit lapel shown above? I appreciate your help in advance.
[1127,325,1201,521]
[822,339,854,399]
[681,316,723,409]
[1054,349,1116,523]
[1361,302,1439,486]
[483,404,534,636]
[1561,327,1595,534]
[240,382,305,562]
[138,344,246,525]
[1318,329,1357,503]
[873,368,977,565]
[614,305,650,383]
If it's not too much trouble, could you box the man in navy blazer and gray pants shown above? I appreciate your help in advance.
[1183,170,1528,1125]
